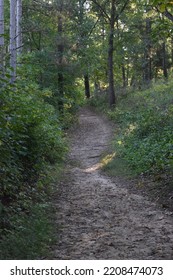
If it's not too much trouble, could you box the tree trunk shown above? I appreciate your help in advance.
[79,0,91,99]
[16,0,22,56]
[0,0,4,74]
[84,74,90,99]
[162,42,168,79]
[122,64,126,88]
[10,0,17,83]
[143,17,152,84]
[108,0,116,106]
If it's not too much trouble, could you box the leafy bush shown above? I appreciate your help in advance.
[95,80,173,175]
[113,82,173,174]
[0,78,66,239]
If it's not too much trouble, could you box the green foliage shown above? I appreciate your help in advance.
[112,81,173,174]
[94,80,173,175]
[149,0,173,11]
[0,80,66,197]
[88,91,109,112]
[19,50,85,114]
[0,75,67,258]
[0,203,54,260]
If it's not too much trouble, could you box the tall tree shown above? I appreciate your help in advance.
[91,0,129,106]
[162,41,168,78]
[16,0,22,56]
[77,0,91,98]
[10,0,17,82]
[107,0,116,105]
[143,12,152,84]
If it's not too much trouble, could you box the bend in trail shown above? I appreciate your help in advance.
[53,107,173,259]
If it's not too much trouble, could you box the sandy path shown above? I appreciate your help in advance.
[53,107,173,259]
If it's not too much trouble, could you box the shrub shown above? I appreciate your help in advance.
[114,83,173,174]
[0,79,66,232]
[99,80,173,175]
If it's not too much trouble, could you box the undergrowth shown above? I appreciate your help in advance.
[90,80,173,177]
[0,203,55,260]
[0,76,70,259]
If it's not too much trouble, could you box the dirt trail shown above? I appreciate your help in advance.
[53,107,173,259]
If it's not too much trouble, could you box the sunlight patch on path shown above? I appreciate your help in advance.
[84,163,102,173]
[84,152,116,173]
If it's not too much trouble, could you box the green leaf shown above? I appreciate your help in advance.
[159,4,166,12]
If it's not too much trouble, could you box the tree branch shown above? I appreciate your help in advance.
[115,0,130,21]
[163,9,173,22]
[91,0,110,21]
[154,5,173,22]
[88,18,100,37]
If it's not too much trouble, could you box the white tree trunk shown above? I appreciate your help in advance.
[16,0,22,56]
[0,0,4,72]
[10,0,17,82]
[0,0,4,46]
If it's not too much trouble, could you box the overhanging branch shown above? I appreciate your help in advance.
[115,0,130,21]
[91,0,110,22]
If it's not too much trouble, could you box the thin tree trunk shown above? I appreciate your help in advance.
[143,17,152,84]
[16,0,22,56]
[0,0,4,74]
[122,64,126,88]
[162,42,168,79]
[92,0,129,106]
[108,0,116,106]
[10,0,17,83]
[84,74,90,99]
[79,0,90,99]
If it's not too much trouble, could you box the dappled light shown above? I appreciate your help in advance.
[84,163,102,173]
[84,152,116,173]
[101,152,117,166]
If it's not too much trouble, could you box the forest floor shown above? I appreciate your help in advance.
[52,106,173,259]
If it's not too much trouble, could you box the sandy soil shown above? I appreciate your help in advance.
[53,107,173,259]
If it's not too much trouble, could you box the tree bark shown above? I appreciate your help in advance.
[162,42,168,79]
[10,0,17,83]
[108,0,116,106]
[143,17,152,84]
[16,0,22,56]
[84,73,90,99]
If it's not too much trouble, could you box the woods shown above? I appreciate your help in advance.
[0,0,173,259]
